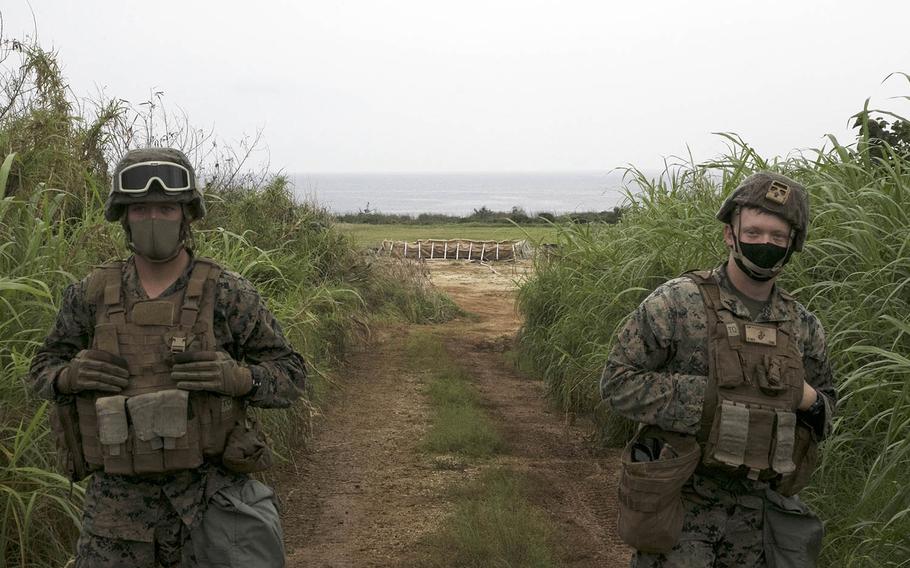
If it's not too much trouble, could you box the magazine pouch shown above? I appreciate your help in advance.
[95,395,133,475]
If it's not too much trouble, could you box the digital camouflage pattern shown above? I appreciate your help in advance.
[601,263,836,567]
[31,255,307,406]
[29,255,306,566]
[633,475,766,568]
[601,264,835,437]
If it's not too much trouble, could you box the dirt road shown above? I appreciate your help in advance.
[278,261,629,567]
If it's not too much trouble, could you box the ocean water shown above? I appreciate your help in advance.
[289,171,628,215]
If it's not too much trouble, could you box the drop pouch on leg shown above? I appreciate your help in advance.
[192,477,286,567]
[617,426,700,553]
[763,488,824,568]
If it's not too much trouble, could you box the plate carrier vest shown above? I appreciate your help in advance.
[70,258,246,475]
[687,271,806,482]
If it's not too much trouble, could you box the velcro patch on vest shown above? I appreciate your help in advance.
[131,301,176,326]
[745,324,777,346]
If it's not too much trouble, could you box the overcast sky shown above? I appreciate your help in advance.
[2,1,909,173]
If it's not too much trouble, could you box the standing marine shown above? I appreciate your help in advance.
[29,147,306,567]
[601,172,836,567]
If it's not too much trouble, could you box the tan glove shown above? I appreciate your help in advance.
[171,351,253,397]
[56,349,130,394]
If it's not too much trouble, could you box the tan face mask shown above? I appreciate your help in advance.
[128,218,183,262]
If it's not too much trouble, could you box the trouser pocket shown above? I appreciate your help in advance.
[617,426,700,553]
[763,488,824,568]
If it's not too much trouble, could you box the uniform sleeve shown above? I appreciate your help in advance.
[28,280,94,400]
[798,310,837,439]
[600,283,708,435]
[215,274,307,409]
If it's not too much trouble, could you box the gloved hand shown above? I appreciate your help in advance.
[56,349,130,394]
[171,351,253,397]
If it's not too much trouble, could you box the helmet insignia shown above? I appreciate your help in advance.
[765,180,791,205]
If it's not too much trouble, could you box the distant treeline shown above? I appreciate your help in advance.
[335,205,624,225]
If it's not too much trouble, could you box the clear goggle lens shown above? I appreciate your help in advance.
[118,161,192,193]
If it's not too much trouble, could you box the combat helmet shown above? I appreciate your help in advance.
[716,171,809,251]
[104,147,206,222]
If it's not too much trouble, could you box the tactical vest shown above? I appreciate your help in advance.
[687,271,806,482]
[73,258,246,476]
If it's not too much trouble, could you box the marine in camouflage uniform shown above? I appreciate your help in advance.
[601,172,836,567]
[29,148,306,567]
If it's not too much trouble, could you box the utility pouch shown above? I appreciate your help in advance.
[95,395,133,475]
[197,395,238,456]
[222,417,273,473]
[763,488,823,568]
[757,355,787,396]
[49,399,89,481]
[127,392,165,473]
[617,426,700,553]
[775,423,818,497]
[154,389,203,471]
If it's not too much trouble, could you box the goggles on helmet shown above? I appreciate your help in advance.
[118,161,192,194]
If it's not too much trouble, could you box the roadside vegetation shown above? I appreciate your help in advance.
[406,331,556,567]
[0,39,454,567]
[517,99,910,565]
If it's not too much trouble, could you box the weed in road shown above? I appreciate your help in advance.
[424,468,557,568]
[406,332,502,457]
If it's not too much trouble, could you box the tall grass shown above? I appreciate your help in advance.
[0,40,456,567]
[517,132,910,566]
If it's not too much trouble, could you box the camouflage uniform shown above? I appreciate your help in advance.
[30,255,306,567]
[601,264,836,567]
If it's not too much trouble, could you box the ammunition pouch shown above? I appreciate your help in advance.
[763,488,824,567]
[774,423,819,497]
[617,426,700,553]
[74,390,242,476]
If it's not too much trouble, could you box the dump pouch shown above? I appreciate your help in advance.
[617,426,700,553]
[763,488,824,568]
[775,423,818,497]
[192,478,285,567]
[95,395,133,475]
[222,417,273,474]
[49,398,90,481]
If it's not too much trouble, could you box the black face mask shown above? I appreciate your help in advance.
[739,241,789,269]
[729,222,794,282]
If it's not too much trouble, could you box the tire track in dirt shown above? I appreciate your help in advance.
[276,260,629,567]
[431,261,629,567]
